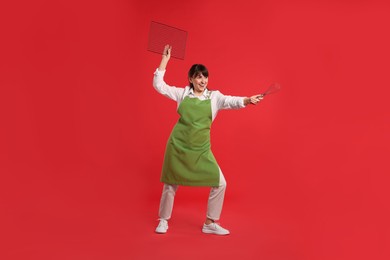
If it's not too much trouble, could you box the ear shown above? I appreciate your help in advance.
[188,77,193,83]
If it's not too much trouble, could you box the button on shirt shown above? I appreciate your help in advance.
[153,69,246,121]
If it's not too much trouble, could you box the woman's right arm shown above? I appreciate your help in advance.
[153,45,184,101]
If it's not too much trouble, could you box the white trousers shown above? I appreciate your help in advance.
[158,170,227,221]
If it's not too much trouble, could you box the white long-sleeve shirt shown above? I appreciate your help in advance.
[153,69,246,121]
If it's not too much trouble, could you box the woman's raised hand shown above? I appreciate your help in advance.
[162,44,172,60]
[158,45,172,71]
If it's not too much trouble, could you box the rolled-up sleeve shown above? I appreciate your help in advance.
[153,69,183,102]
[214,90,245,110]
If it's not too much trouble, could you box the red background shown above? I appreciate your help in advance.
[1,0,389,259]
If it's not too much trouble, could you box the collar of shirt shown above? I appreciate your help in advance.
[188,88,210,99]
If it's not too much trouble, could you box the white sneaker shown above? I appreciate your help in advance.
[202,222,230,235]
[155,219,168,234]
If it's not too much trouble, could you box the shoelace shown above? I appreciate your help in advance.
[213,223,223,230]
[207,222,223,230]
[157,219,168,228]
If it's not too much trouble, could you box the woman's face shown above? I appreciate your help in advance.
[190,73,208,94]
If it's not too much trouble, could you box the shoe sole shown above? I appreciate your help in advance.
[202,229,230,235]
[155,228,168,234]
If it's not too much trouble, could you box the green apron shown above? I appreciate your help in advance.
[161,95,220,187]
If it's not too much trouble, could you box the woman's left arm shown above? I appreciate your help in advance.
[215,91,263,110]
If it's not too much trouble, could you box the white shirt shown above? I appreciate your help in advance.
[153,69,246,121]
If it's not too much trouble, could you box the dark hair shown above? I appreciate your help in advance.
[188,64,209,88]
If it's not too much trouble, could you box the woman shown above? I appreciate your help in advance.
[153,45,262,235]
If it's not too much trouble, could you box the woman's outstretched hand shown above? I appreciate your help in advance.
[244,95,263,106]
